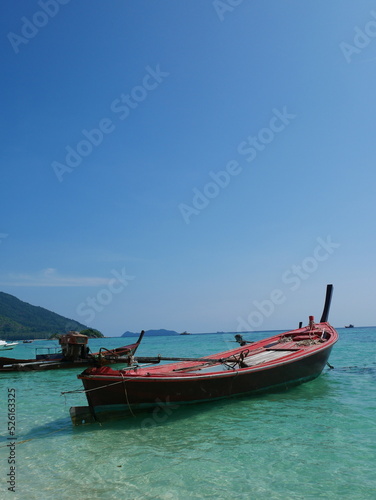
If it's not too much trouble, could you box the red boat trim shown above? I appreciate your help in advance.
[79,337,336,383]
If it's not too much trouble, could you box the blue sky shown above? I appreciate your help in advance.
[1,0,375,336]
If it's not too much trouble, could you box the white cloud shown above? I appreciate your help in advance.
[0,268,113,287]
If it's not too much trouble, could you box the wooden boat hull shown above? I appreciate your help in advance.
[82,347,333,410]
[77,321,338,415]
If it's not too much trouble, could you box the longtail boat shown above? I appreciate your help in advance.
[71,285,338,424]
[0,330,145,372]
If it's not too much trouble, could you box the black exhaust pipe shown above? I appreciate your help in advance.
[320,284,333,323]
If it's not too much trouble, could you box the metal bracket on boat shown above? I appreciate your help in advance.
[223,349,250,370]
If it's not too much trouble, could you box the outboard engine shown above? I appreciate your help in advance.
[59,331,89,361]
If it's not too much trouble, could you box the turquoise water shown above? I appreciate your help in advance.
[1,328,375,499]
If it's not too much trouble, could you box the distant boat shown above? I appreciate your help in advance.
[71,285,338,424]
[0,330,145,372]
[0,340,18,351]
[180,331,191,335]
[345,324,354,328]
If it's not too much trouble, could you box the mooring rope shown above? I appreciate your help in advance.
[120,372,136,417]
[0,424,73,448]
[61,379,128,396]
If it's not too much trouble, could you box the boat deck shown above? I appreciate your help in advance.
[118,336,325,377]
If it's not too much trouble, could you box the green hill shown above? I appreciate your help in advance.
[0,291,89,340]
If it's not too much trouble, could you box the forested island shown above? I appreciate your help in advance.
[0,291,100,340]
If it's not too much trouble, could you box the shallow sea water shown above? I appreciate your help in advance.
[0,328,375,499]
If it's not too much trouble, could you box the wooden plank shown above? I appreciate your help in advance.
[241,350,291,367]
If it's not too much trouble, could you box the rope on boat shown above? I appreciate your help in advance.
[61,375,137,415]
[326,361,334,369]
[60,363,158,397]
[222,349,249,369]
[61,379,128,396]
[120,372,136,417]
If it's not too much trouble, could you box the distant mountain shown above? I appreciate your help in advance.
[121,329,179,337]
[0,291,89,340]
